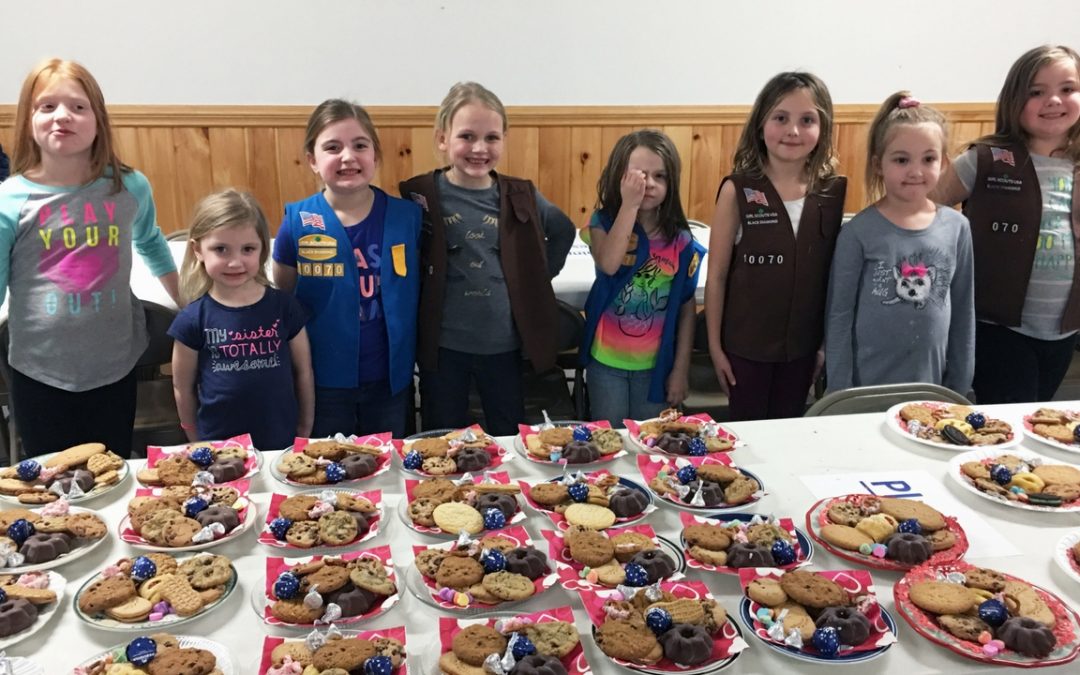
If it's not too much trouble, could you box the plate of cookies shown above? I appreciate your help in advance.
[1023,407,1080,455]
[0,570,65,651]
[75,634,235,675]
[545,524,685,591]
[514,420,627,465]
[681,512,813,574]
[74,552,237,632]
[270,433,393,487]
[118,479,256,551]
[0,502,108,574]
[259,626,407,674]
[886,401,1018,450]
[637,454,764,513]
[949,448,1080,512]
[805,494,968,571]
[0,442,127,505]
[433,606,589,675]
[626,409,740,457]
[739,568,898,664]
[259,489,382,552]
[894,562,1080,666]
[255,548,399,629]
[582,579,745,672]
[141,435,261,488]
[407,526,558,613]
[400,473,524,538]
[395,425,508,477]
[520,470,655,530]
[1054,532,1080,587]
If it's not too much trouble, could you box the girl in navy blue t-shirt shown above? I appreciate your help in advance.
[169,190,314,449]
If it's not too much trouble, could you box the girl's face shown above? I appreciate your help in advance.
[308,118,378,196]
[31,77,97,164]
[1020,58,1080,150]
[438,102,504,188]
[762,88,821,166]
[877,123,944,205]
[626,146,668,213]
[194,223,263,291]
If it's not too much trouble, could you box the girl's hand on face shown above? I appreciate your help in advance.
[620,169,647,209]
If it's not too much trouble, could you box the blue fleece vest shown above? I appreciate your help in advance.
[580,215,706,403]
[285,189,421,393]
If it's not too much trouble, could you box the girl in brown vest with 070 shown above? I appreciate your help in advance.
[933,45,1080,404]
[705,73,846,420]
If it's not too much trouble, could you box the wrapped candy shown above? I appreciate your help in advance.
[307,501,335,519]
[320,602,342,623]
[192,471,216,487]
[303,586,324,609]
[191,522,225,544]
[266,655,304,675]
[539,410,556,431]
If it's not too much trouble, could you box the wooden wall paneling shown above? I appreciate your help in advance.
[663,125,694,220]
[568,127,603,228]
[274,127,315,218]
[687,126,725,225]
[834,121,869,212]
[0,127,13,160]
[503,126,539,182]
[172,128,214,232]
[409,127,440,178]
[134,128,181,232]
[246,127,282,226]
[373,126,413,197]
[207,127,249,192]
[537,127,571,218]
[948,121,987,157]
[113,127,143,175]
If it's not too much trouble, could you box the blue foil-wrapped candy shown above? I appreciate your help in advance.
[812,626,840,657]
[990,464,1012,486]
[363,655,393,675]
[771,539,796,565]
[274,571,301,600]
[645,606,673,634]
[897,518,922,535]
[188,445,215,468]
[688,438,708,456]
[403,450,423,471]
[572,426,592,442]
[325,462,347,483]
[978,598,1009,627]
[511,633,537,659]
[7,519,35,546]
[125,636,158,666]
[0,587,7,603]
[269,517,293,541]
[966,412,986,430]
[482,507,506,530]
[567,483,589,503]
[15,460,41,482]
[183,496,209,518]
[130,556,158,583]
[676,465,697,485]
[481,548,507,573]
[624,562,649,587]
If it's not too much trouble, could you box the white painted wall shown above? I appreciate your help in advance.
[2,0,1077,106]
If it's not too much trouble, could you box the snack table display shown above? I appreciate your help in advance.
[3,401,1080,673]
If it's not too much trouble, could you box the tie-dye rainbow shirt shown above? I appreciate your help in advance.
[591,227,691,370]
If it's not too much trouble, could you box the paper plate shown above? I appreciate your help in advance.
[0,453,129,505]
[3,506,109,574]
[884,401,1020,451]
[681,512,814,574]
[1053,532,1080,587]
[521,473,655,530]
[513,420,627,467]
[0,571,66,651]
[74,636,235,674]
[1022,409,1080,456]
[269,434,393,488]
[257,488,383,553]
[118,501,257,552]
[947,447,1080,513]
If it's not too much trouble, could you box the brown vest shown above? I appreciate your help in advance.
[722,175,847,362]
[964,142,1080,330]
[398,171,558,371]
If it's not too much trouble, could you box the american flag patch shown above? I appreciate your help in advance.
[300,211,325,230]
[743,188,769,206]
[991,147,1015,167]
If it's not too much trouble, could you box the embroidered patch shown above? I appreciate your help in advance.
[300,211,326,230]
[298,234,337,261]
[688,251,700,277]
[299,262,345,277]
[744,188,768,206]
[391,243,407,276]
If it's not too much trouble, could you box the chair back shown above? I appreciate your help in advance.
[554,300,584,354]
[136,301,178,374]
[804,383,972,417]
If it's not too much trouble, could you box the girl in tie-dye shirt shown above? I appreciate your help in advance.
[581,131,705,425]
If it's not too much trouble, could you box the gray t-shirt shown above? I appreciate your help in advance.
[825,206,975,394]
[953,148,1076,340]
[436,172,575,354]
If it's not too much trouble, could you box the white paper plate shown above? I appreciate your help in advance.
[512,421,627,467]
[884,401,1020,451]
[258,630,410,674]
[258,488,383,554]
[0,455,129,505]
[118,502,257,552]
[396,491,525,538]
[947,447,1080,513]
[0,659,42,675]
[269,442,392,488]
[1021,410,1080,456]
[4,507,109,574]
[138,442,263,487]
[0,570,66,651]
[627,415,742,456]
[1054,532,1080,586]
[75,635,235,674]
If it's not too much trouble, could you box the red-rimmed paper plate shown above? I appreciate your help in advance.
[625,411,741,456]
[270,433,393,487]
[680,511,813,574]
[579,579,746,672]
[258,626,408,674]
[884,401,1020,451]
[394,425,510,477]
[254,546,399,629]
[143,434,261,485]
[544,524,686,592]
[804,494,968,571]
[398,472,524,537]
[1054,532,1080,587]
[1022,408,1080,456]
[513,420,627,466]
[405,525,558,613]
[637,453,765,512]
[433,606,591,674]
[518,470,655,530]
[118,479,256,552]
[257,488,382,552]
[894,561,1080,667]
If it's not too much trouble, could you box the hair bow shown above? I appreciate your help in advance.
[900,262,927,277]
[898,96,921,109]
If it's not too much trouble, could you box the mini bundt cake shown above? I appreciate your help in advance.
[561,441,600,464]
[504,547,549,580]
[884,532,933,565]
[628,549,676,583]
[19,532,72,564]
[655,432,693,455]
[658,623,713,665]
[510,654,568,675]
[0,598,38,638]
[324,582,377,617]
[682,480,725,506]
[339,453,377,479]
[815,606,872,645]
[195,505,240,532]
[207,457,246,483]
[453,446,491,472]
[997,616,1057,658]
[608,487,649,518]
[477,493,518,519]
[724,542,775,568]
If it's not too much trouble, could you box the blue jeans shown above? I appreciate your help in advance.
[312,379,410,438]
[587,360,664,427]
[419,348,524,436]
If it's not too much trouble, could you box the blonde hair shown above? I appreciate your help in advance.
[974,45,1080,162]
[435,82,508,134]
[179,190,271,302]
[865,91,949,202]
[731,72,839,195]
[13,58,128,192]
[303,99,383,163]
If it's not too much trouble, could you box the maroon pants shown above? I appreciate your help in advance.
[726,352,817,421]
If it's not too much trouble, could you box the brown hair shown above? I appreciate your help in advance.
[596,129,688,242]
[179,189,271,302]
[731,72,839,194]
[12,58,128,192]
[865,91,949,202]
[435,82,508,134]
[973,45,1080,162]
[303,99,383,163]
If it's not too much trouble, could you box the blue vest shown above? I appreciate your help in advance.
[285,189,421,393]
[580,216,706,403]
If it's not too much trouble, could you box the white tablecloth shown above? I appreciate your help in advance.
[6,401,1080,673]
